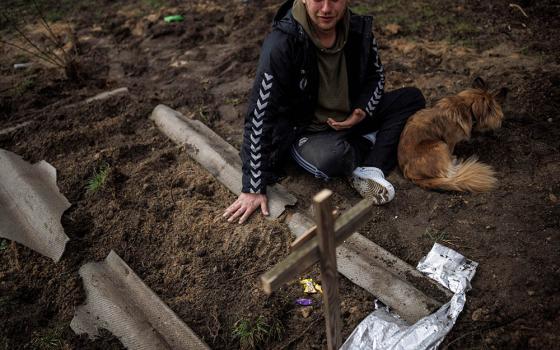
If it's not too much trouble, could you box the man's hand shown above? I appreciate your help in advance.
[327,108,367,130]
[223,193,269,224]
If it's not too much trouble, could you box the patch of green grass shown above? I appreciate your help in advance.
[352,0,482,47]
[350,4,375,16]
[225,97,241,106]
[268,318,284,342]
[195,105,211,123]
[86,163,110,194]
[13,76,36,97]
[0,239,8,251]
[423,227,462,248]
[423,227,448,243]
[30,325,65,350]
[232,316,282,350]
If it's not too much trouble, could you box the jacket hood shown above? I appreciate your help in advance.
[272,0,302,37]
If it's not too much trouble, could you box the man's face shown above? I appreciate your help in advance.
[304,0,348,33]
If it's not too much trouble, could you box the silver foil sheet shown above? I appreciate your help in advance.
[341,243,478,350]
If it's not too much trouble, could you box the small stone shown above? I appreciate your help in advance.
[549,193,558,203]
[196,248,207,257]
[527,290,536,296]
[146,14,159,23]
[212,266,218,273]
[384,23,402,35]
[300,307,312,318]
[471,307,488,321]
[485,225,492,230]
[548,118,553,123]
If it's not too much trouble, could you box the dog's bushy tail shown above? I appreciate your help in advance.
[414,156,497,192]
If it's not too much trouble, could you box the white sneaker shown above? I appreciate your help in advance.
[351,167,395,205]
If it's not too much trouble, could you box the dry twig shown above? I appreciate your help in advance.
[509,3,529,18]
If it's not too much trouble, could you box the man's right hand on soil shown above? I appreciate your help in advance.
[223,193,269,224]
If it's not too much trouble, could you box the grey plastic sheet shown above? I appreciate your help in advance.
[71,251,210,350]
[341,243,478,350]
[0,149,70,262]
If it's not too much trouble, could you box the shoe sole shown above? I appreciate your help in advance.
[351,176,393,205]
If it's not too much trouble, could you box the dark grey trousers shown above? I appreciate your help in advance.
[291,87,425,178]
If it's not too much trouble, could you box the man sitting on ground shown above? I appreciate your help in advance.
[224,0,425,224]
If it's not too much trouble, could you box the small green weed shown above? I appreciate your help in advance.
[351,4,375,15]
[30,325,65,350]
[423,227,462,247]
[195,105,210,123]
[0,239,8,251]
[225,97,241,106]
[232,316,280,350]
[13,77,36,97]
[86,163,110,194]
[423,227,448,243]
[268,318,284,342]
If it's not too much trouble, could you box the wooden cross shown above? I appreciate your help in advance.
[261,189,374,350]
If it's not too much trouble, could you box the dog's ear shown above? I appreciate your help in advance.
[472,77,487,90]
[493,87,508,105]
[472,95,503,131]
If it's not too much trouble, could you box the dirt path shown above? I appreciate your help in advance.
[1,0,559,349]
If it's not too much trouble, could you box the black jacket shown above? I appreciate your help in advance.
[241,0,385,194]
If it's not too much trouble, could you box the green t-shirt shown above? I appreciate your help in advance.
[292,0,351,131]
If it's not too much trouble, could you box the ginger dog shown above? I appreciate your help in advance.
[398,78,508,192]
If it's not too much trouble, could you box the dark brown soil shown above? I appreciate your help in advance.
[1,0,559,349]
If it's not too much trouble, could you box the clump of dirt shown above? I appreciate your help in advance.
[1,0,559,349]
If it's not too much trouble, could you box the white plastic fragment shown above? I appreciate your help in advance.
[84,87,129,103]
[71,250,210,350]
[0,149,70,262]
[14,63,33,69]
[341,243,478,350]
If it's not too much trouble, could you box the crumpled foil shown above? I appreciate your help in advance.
[416,243,478,294]
[341,243,478,350]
